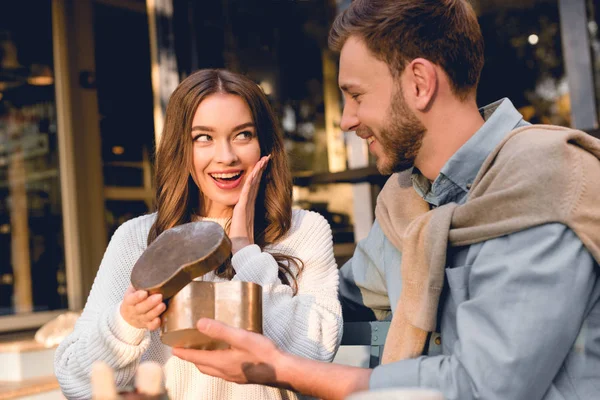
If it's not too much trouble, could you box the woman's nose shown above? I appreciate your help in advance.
[214,141,239,165]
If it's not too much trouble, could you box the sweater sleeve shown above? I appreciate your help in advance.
[231,210,343,362]
[54,216,153,399]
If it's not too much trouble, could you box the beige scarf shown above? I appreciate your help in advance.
[375,125,600,364]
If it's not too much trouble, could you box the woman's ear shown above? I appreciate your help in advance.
[405,58,438,112]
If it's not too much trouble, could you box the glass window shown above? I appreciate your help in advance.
[587,0,600,124]
[476,0,570,126]
[94,2,155,189]
[94,3,155,239]
[0,0,67,315]
[176,0,357,246]
[105,200,150,240]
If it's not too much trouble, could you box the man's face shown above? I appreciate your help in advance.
[338,36,426,174]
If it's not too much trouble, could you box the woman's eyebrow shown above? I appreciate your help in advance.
[191,125,215,132]
[191,122,254,133]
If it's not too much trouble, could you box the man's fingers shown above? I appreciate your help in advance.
[196,318,249,348]
[171,348,229,379]
[194,364,228,381]
[172,347,217,365]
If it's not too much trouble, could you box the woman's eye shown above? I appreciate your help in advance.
[234,131,253,140]
[193,134,212,142]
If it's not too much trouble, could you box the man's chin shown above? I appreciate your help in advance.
[376,159,413,175]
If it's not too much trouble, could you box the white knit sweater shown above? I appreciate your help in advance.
[55,209,342,400]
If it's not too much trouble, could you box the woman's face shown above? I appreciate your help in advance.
[190,93,261,216]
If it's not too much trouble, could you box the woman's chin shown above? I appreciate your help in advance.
[210,195,240,209]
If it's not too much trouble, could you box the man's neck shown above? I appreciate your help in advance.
[415,98,484,181]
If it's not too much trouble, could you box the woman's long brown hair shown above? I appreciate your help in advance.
[148,69,302,293]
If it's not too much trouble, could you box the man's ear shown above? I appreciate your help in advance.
[404,58,437,112]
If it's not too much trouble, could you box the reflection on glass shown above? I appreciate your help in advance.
[0,1,67,316]
[94,3,155,189]
[476,0,570,126]
[587,0,600,121]
[105,200,150,241]
[180,0,342,174]
[177,0,357,243]
[293,184,355,244]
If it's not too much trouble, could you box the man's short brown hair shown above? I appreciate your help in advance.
[329,0,484,100]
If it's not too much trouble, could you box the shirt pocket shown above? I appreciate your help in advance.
[445,264,472,305]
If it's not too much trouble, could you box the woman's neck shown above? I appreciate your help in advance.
[200,198,233,219]
[193,215,230,232]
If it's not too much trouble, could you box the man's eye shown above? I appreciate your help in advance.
[193,134,212,142]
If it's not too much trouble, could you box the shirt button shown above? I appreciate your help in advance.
[434,336,442,346]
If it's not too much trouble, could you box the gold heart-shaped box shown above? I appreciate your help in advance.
[130,221,262,349]
[160,280,262,349]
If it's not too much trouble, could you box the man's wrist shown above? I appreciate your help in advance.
[273,349,372,399]
[274,349,298,391]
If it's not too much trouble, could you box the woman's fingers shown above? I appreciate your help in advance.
[254,156,270,185]
[145,301,166,321]
[146,317,162,331]
[247,155,269,190]
[134,293,163,315]
[124,285,136,296]
[229,154,271,246]
[238,155,270,206]
[124,289,148,306]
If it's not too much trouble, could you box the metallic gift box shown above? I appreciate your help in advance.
[160,280,262,349]
[130,221,262,349]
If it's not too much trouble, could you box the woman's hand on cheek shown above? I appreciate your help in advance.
[229,155,271,254]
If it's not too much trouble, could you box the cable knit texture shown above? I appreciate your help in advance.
[55,209,342,399]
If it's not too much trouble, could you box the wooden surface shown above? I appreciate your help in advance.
[0,376,61,400]
[0,339,56,353]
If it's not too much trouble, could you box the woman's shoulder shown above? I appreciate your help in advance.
[271,208,333,251]
[264,209,335,264]
[110,213,157,248]
[290,208,331,233]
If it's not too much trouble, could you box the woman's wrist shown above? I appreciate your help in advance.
[230,237,251,254]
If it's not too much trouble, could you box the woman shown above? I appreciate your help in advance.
[55,69,342,399]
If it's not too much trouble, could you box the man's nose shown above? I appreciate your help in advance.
[340,102,359,132]
[214,141,238,165]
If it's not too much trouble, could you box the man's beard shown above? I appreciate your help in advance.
[362,87,426,175]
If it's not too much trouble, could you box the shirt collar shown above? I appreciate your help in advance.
[412,98,527,206]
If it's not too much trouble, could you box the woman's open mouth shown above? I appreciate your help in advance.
[208,171,244,190]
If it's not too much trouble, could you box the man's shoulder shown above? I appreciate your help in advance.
[501,124,591,158]
[489,124,599,182]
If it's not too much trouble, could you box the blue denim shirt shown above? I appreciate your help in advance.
[339,98,600,399]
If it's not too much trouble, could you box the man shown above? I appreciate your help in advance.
[173,1,600,399]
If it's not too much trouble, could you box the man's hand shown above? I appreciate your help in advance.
[171,318,292,388]
[172,318,372,399]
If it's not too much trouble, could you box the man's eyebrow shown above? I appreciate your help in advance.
[339,83,360,93]
[191,122,255,133]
